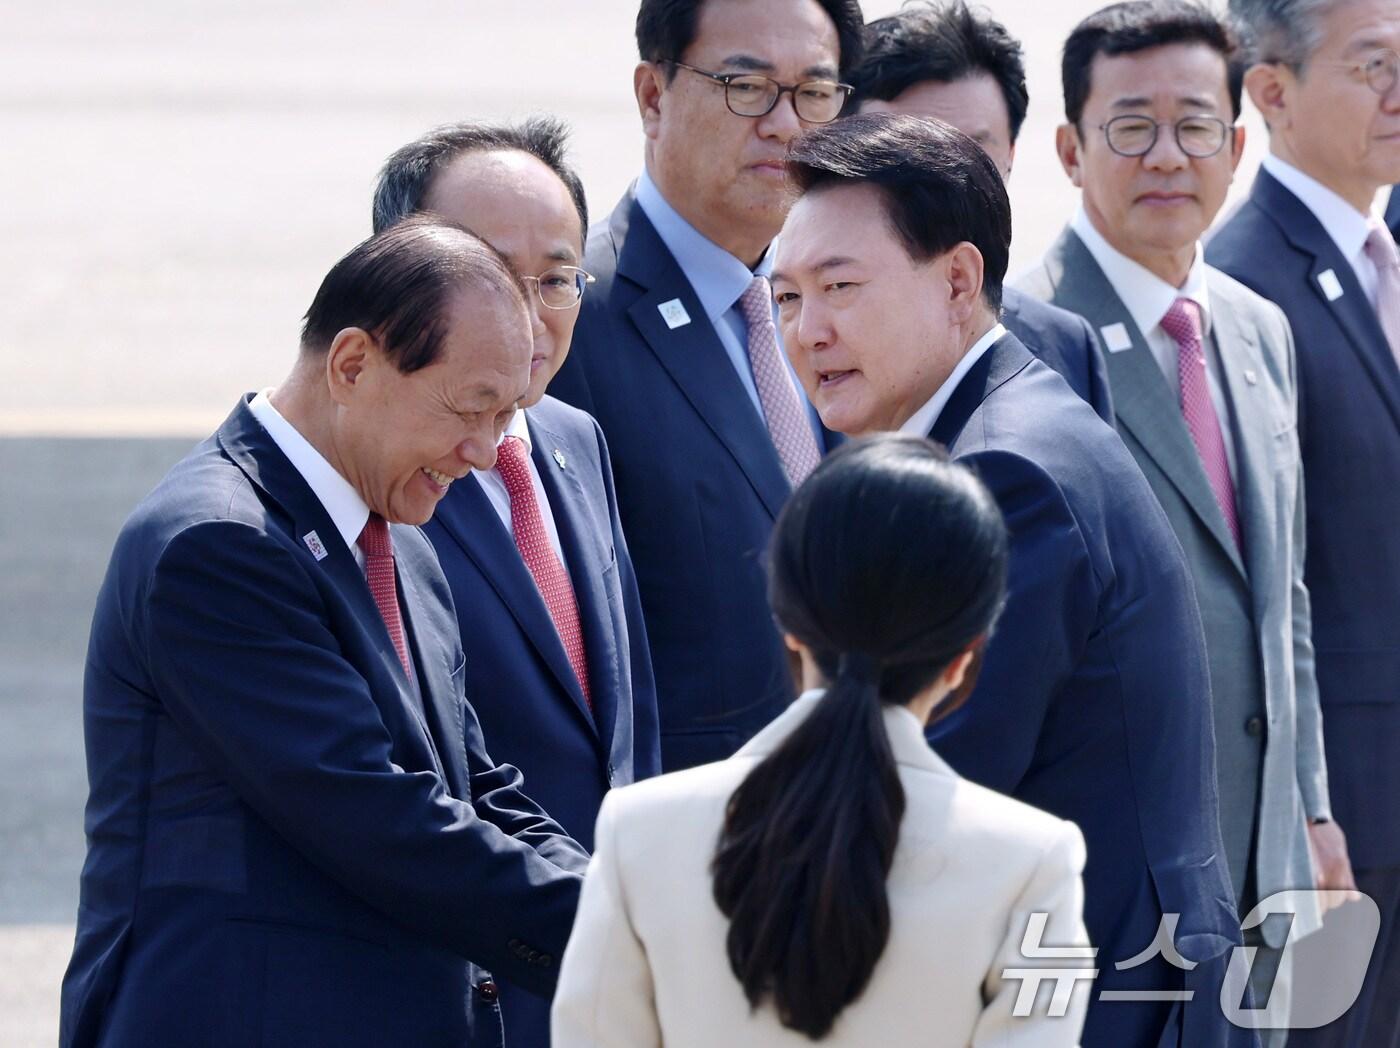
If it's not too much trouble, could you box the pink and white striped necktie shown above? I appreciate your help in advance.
[737,275,822,487]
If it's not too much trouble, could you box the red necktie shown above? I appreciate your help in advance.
[495,436,592,705]
[1160,298,1242,549]
[358,513,412,676]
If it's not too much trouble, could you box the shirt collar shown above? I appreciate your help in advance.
[249,389,370,554]
[635,168,772,322]
[899,323,1008,438]
[1262,153,1375,264]
[498,405,532,454]
[1071,204,1211,339]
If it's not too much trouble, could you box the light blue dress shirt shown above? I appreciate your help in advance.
[634,169,823,439]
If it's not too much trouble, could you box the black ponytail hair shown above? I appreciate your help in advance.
[712,434,1009,1039]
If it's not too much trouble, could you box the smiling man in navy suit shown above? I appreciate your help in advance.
[850,0,1116,424]
[548,0,866,770]
[60,218,589,1048]
[372,118,662,1046]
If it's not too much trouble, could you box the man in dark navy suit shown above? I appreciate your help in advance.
[774,113,1246,1048]
[548,0,866,771]
[850,0,1115,424]
[372,118,662,1046]
[60,218,589,1048]
[1211,1,1400,1042]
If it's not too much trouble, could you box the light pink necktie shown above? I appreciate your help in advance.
[358,513,412,676]
[1160,298,1242,550]
[737,275,822,487]
[1363,221,1400,370]
[495,436,591,706]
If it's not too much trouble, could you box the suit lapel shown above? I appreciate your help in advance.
[429,473,597,735]
[615,197,791,520]
[928,334,1035,448]
[1253,169,1400,434]
[1044,231,1247,578]
[528,413,616,747]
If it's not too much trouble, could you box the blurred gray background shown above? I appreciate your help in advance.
[0,1,1268,1042]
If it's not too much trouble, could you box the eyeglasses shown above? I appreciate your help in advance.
[667,61,852,123]
[1097,114,1233,158]
[1313,49,1400,96]
[520,266,595,310]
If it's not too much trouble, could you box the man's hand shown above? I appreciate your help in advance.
[1308,819,1359,914]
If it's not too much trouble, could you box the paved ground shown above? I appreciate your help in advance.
[0,2,1270,1043]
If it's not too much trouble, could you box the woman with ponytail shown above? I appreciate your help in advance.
[553,435,1089,1046]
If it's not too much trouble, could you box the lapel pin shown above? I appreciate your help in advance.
[1317,269,1344,301]
[302,530,329,561]
[1100,322,1134,353]
[553,448,567,469]
[1243,368,1259,385]
[658,298,691,330]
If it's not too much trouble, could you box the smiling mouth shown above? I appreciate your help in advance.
[421,466,454,491]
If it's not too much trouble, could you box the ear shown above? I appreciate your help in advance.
[941,644,979,692]
[945,242,986,324]
[1229,122,1246,175]
[1005,141,1017,180]
[1055,123,1084,187]
[782,632,804,654]
[324,327,375,407]
[1244,62,1290,132]
[636,61,666,140]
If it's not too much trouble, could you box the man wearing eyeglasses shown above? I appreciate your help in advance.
[371,119,662,1047]
[548,0,864,772]
[1018,3,1347,1039]
[1209,0,1400,1043]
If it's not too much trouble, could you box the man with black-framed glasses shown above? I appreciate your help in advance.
[1211,0,1400,1044]
[1020,3,1347,1041]
[549,0,864,774]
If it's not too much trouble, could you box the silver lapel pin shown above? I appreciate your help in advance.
[553,448,567,469]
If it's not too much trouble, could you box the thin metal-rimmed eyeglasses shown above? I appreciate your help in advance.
[1097,114,1233,158]
[667,61,853,123]
[520,266,595,310]
[1311,49,1400,96]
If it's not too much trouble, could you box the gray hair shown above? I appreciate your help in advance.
[371,116,589,241]
[1228,0,1334,68]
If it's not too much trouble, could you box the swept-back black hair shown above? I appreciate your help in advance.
[852,1,1029,142]
[713,434,1008,1039]
[785,112,1011,309]
[636,0,867,79]
[300,214,525,374]
[371,116,587,242]
[1063,0,1244,125]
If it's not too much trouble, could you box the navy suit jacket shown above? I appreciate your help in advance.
[422,395,661,1046]
[1209,168,1400,869]
[925,336,1245,1048]
[1000,286,1115,424]
[550,188,836,771]
[61,397,590,1048]
[1385,184,1400,240]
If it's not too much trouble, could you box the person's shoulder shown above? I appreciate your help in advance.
[1207,195,1278,261]
[529,394,600,441]
[1207,267,1293,344]
[1002,286,1091,340]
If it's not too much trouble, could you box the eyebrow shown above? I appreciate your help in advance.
[718,53,839,79]
[546,246,578,263]
[771,256,859,283]
[1110,94,1220,110]
[1345,37,1392,56]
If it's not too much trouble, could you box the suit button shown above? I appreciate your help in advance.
[1245,716,1264,737]
[477,979,499,1003]
[539,954,553,968]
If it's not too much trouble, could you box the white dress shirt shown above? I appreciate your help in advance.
[1262,153,1381,308]
[898,323,1008,437]
[1072,207,1238,482]
[474,407,569,570]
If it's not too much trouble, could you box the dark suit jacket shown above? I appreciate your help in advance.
[1000,286,1115,424]
[61,397,590,1048]
[550,188,835,771]
[1385,185,1400,240]
[1209,167,1400,870]
[925,335,1245,1048]
[422,395,661,1046]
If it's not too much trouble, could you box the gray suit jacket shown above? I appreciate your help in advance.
[1017,228,1330,943]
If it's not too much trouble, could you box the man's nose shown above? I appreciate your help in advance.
[757,92,804,142]
[458,433,498,473]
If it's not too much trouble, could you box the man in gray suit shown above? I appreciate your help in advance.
[1016,2,1352,1035]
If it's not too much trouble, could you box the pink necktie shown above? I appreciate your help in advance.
[737,275,822,487]
[358,513,412,676]
[1160,299,1242,549]
[1363,221,1400,370]
[495,436,592,706]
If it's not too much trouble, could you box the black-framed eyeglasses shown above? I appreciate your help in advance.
[1098,114,1233,158]
[1313,49,1400,96]
[520,266,595,310]
[667,61,852,124]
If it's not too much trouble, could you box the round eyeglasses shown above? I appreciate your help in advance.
[1097,114,1233,158]
[520,266,595,311]
[1313,49,1400,96]
[668,61,853,124]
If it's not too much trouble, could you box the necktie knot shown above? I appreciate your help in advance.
[357,512,392,559]
[738,275,774,328]
[1366,221,1400,272]
[495,434,530,489]
[1160,297,1204,347]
